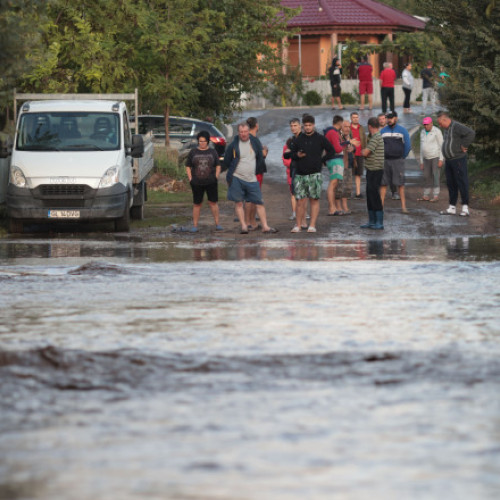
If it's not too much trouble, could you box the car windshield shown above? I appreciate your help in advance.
[16,112,120,151]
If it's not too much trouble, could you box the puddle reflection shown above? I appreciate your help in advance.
[0,235,498,263]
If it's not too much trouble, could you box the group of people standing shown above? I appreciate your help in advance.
[184,109,474,235]
[184,116,277,234]
[329,56,450,116]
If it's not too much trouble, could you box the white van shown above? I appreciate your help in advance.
[6,95,153,232]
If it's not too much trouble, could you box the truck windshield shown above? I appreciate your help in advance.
[16,112,120,151]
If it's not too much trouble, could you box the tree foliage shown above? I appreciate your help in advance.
[0,0,45,122]
[419,0,500,157]
[7,0,297,140]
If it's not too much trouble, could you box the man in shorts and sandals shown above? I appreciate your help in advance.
[333,120,357,215]
[380,111,411,213]
[287,115,335,233]
[185,130,223,232]
[223,123,278,234]
[324,115,345,215]
[244,116,268,229]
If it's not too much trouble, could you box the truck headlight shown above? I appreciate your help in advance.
[10,166,27,188]
[99,167,119,188]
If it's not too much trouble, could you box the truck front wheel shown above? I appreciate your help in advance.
[114,198,130,232]
[131,181,146,220]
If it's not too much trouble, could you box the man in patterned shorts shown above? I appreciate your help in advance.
[287,114,335,233]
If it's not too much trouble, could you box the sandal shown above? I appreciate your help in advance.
[429,197,439,203]
[417,197,430,201]
[262,227,278,234]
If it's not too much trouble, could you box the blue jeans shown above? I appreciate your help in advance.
[445,156,469,206]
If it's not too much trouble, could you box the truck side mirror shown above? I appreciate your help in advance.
[131,134,144,158]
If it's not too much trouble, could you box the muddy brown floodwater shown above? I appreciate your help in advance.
[0,106,499,500]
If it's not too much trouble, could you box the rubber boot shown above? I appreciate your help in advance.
[360,210,376,228]
[372,210,384,230]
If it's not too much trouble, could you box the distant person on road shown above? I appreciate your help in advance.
[324,115,345,215]
[329,57,344,110]
[361,117,385,229]
[380,111,411,213]
[421,60,437,115]
[419,117,444,202]
[244,116,268,229]
[437,65,450,103]
[223,123,278,234]
[402,62,414,113]
[287,114,335,233]
[357,55,373,111]
[436,111,475,217]
[350,112,367,198]
[185,131,222,232]
[379,62,396,114]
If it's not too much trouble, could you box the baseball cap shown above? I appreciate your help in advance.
[422,117,433,125]
[385,111,398,119]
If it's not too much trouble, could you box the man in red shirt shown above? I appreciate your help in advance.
[379,62,396,114]
[350,112,367,198]
[357,56,373,110]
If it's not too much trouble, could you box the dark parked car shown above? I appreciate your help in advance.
[132,115,226,159]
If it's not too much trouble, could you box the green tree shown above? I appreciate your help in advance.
[0,0,45,127]
[420,0,500,157]
[23,0,135,93]
[16,0,298,142]
[192,0,298,120]
[131,0,221,144]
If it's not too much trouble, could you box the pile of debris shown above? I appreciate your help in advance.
[147,172,188,192]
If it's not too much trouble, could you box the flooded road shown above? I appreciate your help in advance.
[1,104,500,499]
[1,235,500,500]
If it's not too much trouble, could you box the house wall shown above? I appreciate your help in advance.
[289,33,389,78]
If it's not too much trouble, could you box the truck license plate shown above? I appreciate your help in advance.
[48,210,80,219]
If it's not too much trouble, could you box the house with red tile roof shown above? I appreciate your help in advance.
[281,0,425,77]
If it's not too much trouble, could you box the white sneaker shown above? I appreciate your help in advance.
[289,213,296,221]
[307,226,317,233]
[441,205,456,215]
[460,205,470,216]
[290,226,301,233]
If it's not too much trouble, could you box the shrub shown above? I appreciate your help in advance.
[303,90,323,106]
[263,66,305,107]
[340,92,357,105]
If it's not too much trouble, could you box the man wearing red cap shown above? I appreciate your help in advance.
[419,117,444,202]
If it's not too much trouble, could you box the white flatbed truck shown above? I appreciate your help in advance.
[6,90,153,232]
